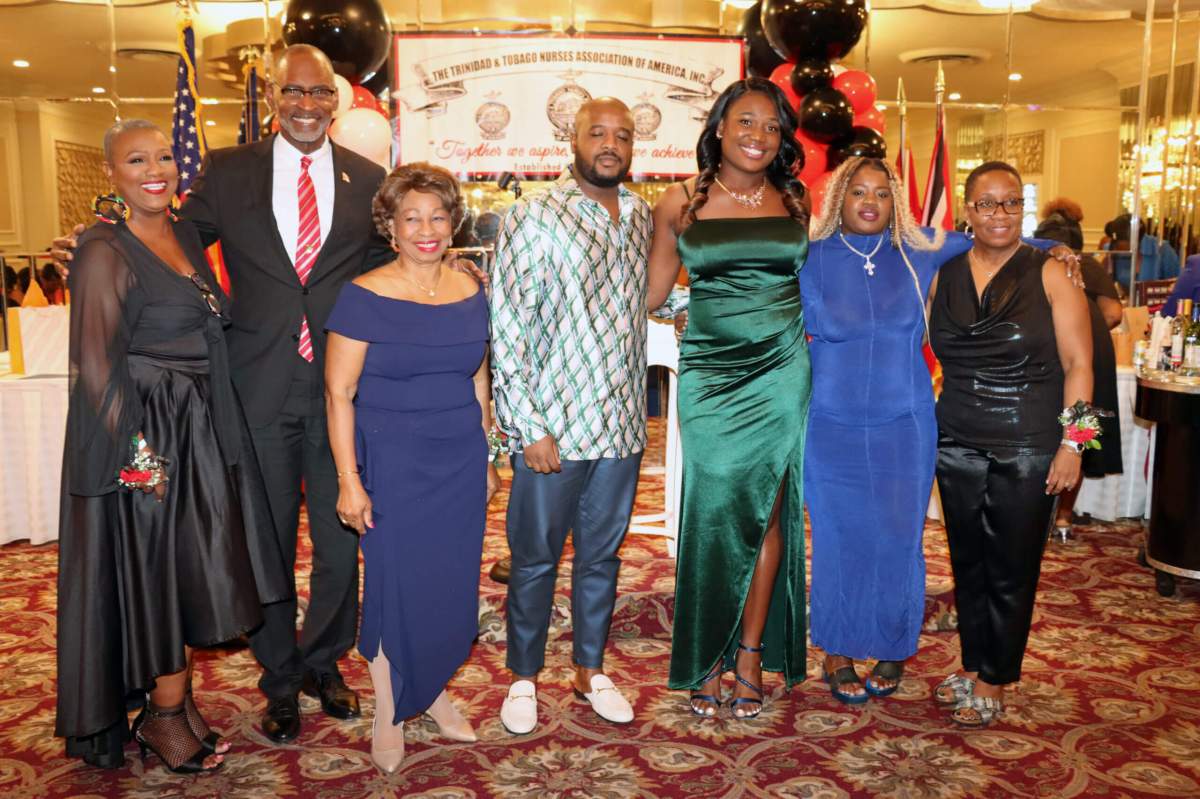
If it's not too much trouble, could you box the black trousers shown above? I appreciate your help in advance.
[247,360,360,699]
[936,439,1056,686]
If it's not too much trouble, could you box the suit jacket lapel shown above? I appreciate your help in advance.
[310,143,354,280]
[255,134,297,283]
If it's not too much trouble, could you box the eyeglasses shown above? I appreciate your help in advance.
[276,85,337,102]
[967,197,1025,216]
[188,273,221,316]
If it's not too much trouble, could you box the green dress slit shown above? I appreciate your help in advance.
[668,216,812,690]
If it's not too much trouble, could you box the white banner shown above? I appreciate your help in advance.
[391,34,744,179]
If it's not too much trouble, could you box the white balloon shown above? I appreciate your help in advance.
[329,108,391,163]
[831,63,848,76]
[333,74,353,119]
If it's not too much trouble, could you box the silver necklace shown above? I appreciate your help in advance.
[396,264,442,297]
[714,176,767,209]
[968,245,1018,282]
[838,231,885,276]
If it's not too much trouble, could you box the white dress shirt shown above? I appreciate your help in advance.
[272,134,335,266]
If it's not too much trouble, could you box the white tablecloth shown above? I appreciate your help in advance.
[0,368,67,545]
[1075,366,1153,521]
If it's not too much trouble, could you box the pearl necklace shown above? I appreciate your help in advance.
[838,231,885,276]
[714,176,767,209]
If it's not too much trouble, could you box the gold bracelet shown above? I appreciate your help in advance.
[336,468,359,478]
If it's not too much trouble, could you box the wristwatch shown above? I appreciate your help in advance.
[1060,438,1084,454]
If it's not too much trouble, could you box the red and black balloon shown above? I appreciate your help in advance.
[740,1,787,78]
[738,0,885,212]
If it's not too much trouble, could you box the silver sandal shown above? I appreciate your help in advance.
[934,673,974,706]
[951,694,1003,728]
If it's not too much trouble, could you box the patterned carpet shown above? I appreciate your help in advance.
[2,421,1198,798]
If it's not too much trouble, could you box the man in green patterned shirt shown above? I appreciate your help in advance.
[493,98,652,735]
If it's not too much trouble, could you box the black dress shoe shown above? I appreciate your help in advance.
[489,558,511,584]
[302,672,361,720]
[261,695,301,743]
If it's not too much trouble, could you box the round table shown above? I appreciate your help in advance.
[1134,374,1200,596]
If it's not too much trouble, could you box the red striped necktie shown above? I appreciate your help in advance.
[294,155,321,362]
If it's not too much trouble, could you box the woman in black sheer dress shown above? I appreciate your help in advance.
[56,120,289,772]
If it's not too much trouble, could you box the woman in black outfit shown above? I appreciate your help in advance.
[928,161,1093,727]
[56,120,289,772]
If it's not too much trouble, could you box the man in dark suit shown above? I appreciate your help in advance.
[54,44,392,743]
[187,43,394,743]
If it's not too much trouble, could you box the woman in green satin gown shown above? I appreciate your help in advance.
[648,78,812,719]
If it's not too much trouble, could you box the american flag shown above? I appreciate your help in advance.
[237,64,261,145]
[172,17,207,194]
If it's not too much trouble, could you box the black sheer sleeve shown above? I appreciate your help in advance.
[65,233,142,495]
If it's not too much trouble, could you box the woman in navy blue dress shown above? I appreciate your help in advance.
[324,163,497,773]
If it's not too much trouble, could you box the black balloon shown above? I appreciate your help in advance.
[799,86,854,143]
[282,0,391,85]
[790,57,833,95]
[360,58,391,97]
[740,1,786,78]
[762,0,868,63]
[827,126,888,167]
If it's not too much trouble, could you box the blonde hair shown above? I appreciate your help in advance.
[810,156,944,253]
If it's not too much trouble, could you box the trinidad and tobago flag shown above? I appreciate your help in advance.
[920,104,954,231]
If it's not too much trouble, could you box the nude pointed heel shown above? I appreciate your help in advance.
[366,653,405,774]
[425,690,477,743]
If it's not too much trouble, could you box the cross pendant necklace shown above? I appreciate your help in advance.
[838,231,885,276]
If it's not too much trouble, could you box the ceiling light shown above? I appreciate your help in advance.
[948,91,962,101]
[91,86,106,94]
[725,0,758,8]
[1008,72,1022,82]
[874,103,886,111]
[201,98,218,105]
[12,59,30,68]
[109,66,117,73]
[205,120,216,126]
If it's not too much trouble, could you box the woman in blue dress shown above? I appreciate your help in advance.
[802,156,1068,704]
[324,163,498,772]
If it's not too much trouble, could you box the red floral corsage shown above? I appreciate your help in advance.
[116,434,170,490]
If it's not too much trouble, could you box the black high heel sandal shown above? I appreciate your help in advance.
[730,642,765,719]
[689,661,725,717]
[184,689,228,754]
[133,702,223,775]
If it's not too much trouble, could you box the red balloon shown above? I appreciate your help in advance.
[833,70,878,115]
[350,85,377,110]
[769,61,802,111]
[796,132,827,186]
[855,106,887,134]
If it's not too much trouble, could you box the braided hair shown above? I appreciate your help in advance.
[681,77,808,228]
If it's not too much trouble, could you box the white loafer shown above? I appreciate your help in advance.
[574,674,634,724]
[500,680,538,735]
